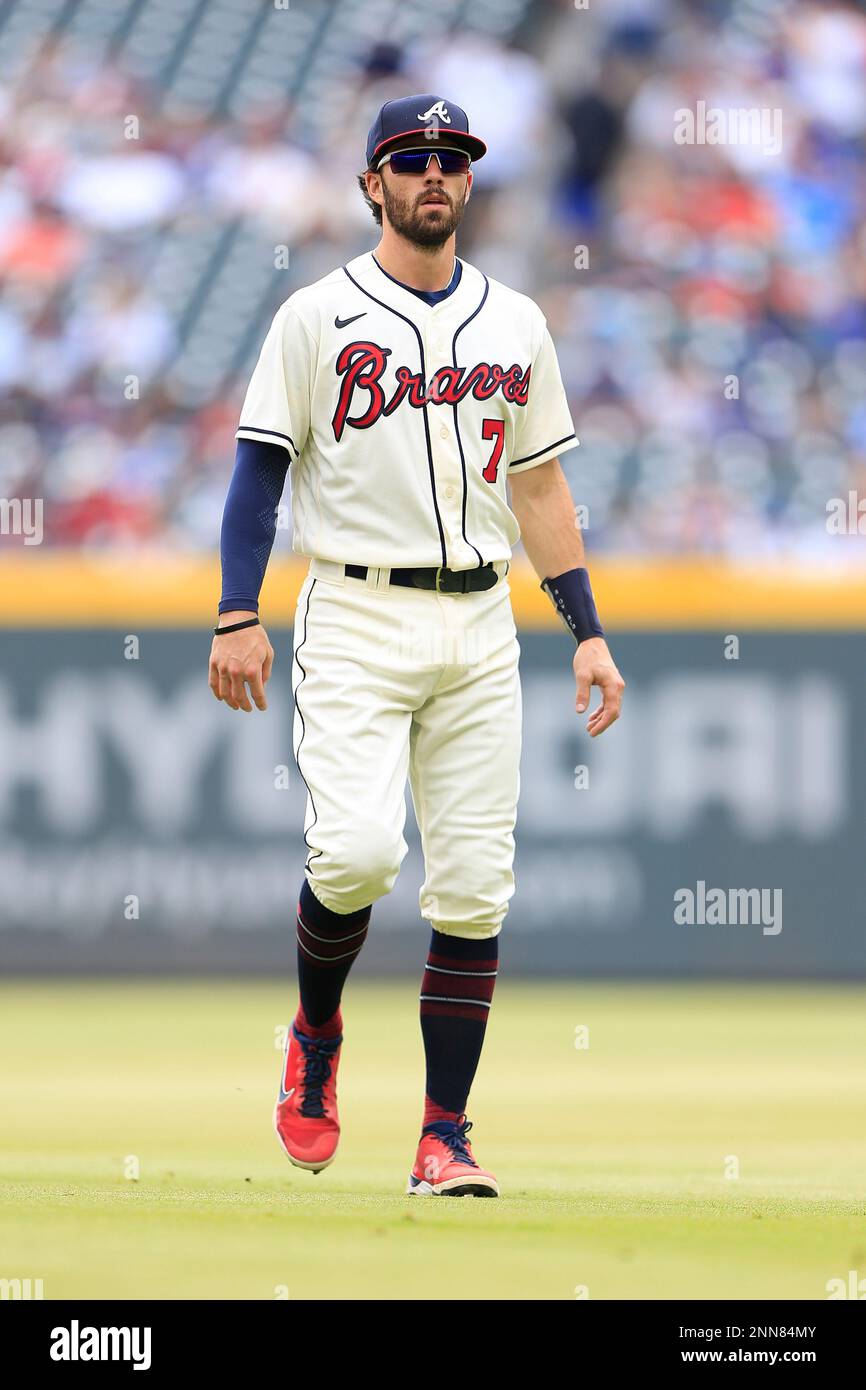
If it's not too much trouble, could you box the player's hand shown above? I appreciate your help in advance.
[573,637,625,737]
[208,612,275,712]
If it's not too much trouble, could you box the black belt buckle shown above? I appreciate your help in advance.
[435,565,467,594]
[405,564,499,593]
[430,564,498,593]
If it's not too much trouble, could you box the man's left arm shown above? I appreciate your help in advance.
[509,456,625,737]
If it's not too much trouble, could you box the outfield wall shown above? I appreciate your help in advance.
[1,557,864,977]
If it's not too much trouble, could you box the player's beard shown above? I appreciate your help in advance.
[381,178,466,249]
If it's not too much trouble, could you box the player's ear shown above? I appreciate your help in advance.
[465,170,473,203]
[366,168,384,209]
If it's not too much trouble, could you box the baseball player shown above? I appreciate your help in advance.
[209,94,625,1197]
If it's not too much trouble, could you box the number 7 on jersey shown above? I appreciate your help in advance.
[481,418,505,483]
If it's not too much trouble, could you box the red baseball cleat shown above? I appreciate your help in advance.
[406,1116,499,1197]
[273,1023,342,1173]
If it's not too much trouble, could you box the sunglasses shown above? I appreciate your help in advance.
[375,146,471,176]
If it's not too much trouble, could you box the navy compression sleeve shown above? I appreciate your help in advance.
[218,438,291,614]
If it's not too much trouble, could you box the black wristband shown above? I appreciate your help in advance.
[213,617,261,635]
[540,568,604,645]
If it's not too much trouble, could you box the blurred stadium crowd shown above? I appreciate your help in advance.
[1,0,865,559]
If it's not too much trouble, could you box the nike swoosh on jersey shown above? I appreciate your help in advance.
[335,312,366,328]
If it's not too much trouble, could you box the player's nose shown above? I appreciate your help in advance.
[421,163,446,196]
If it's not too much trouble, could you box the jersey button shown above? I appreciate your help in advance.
[444,485,456,500]
[439,424,449,439]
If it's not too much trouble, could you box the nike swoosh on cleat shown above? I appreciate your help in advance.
[278,1086,295,1103]
[335,312,366,328]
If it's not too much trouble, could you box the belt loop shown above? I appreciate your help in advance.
[376,566,391,592]
[365,566,379,590]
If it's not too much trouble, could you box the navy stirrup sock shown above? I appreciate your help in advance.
[419,929,499,1127]
[295,879,371,1037]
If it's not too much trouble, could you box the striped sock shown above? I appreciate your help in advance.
[295,879,370,1037]
[419,929,499,1126]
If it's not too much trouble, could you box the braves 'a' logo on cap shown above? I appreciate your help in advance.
[418,100,451,124]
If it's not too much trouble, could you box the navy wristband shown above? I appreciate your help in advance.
[540,568,605,645]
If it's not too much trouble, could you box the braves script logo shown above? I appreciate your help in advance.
[332,341,530,440]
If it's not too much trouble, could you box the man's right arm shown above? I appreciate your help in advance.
[209,300,313,712]
[208,437,288,712]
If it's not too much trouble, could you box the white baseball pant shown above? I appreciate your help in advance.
[290,558,522,939]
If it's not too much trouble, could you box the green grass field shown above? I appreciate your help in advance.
[1,980,864,1301]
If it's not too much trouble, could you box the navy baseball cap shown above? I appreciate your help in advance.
[366,93,487,168]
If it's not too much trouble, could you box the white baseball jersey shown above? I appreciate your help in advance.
[236,250,579,570]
